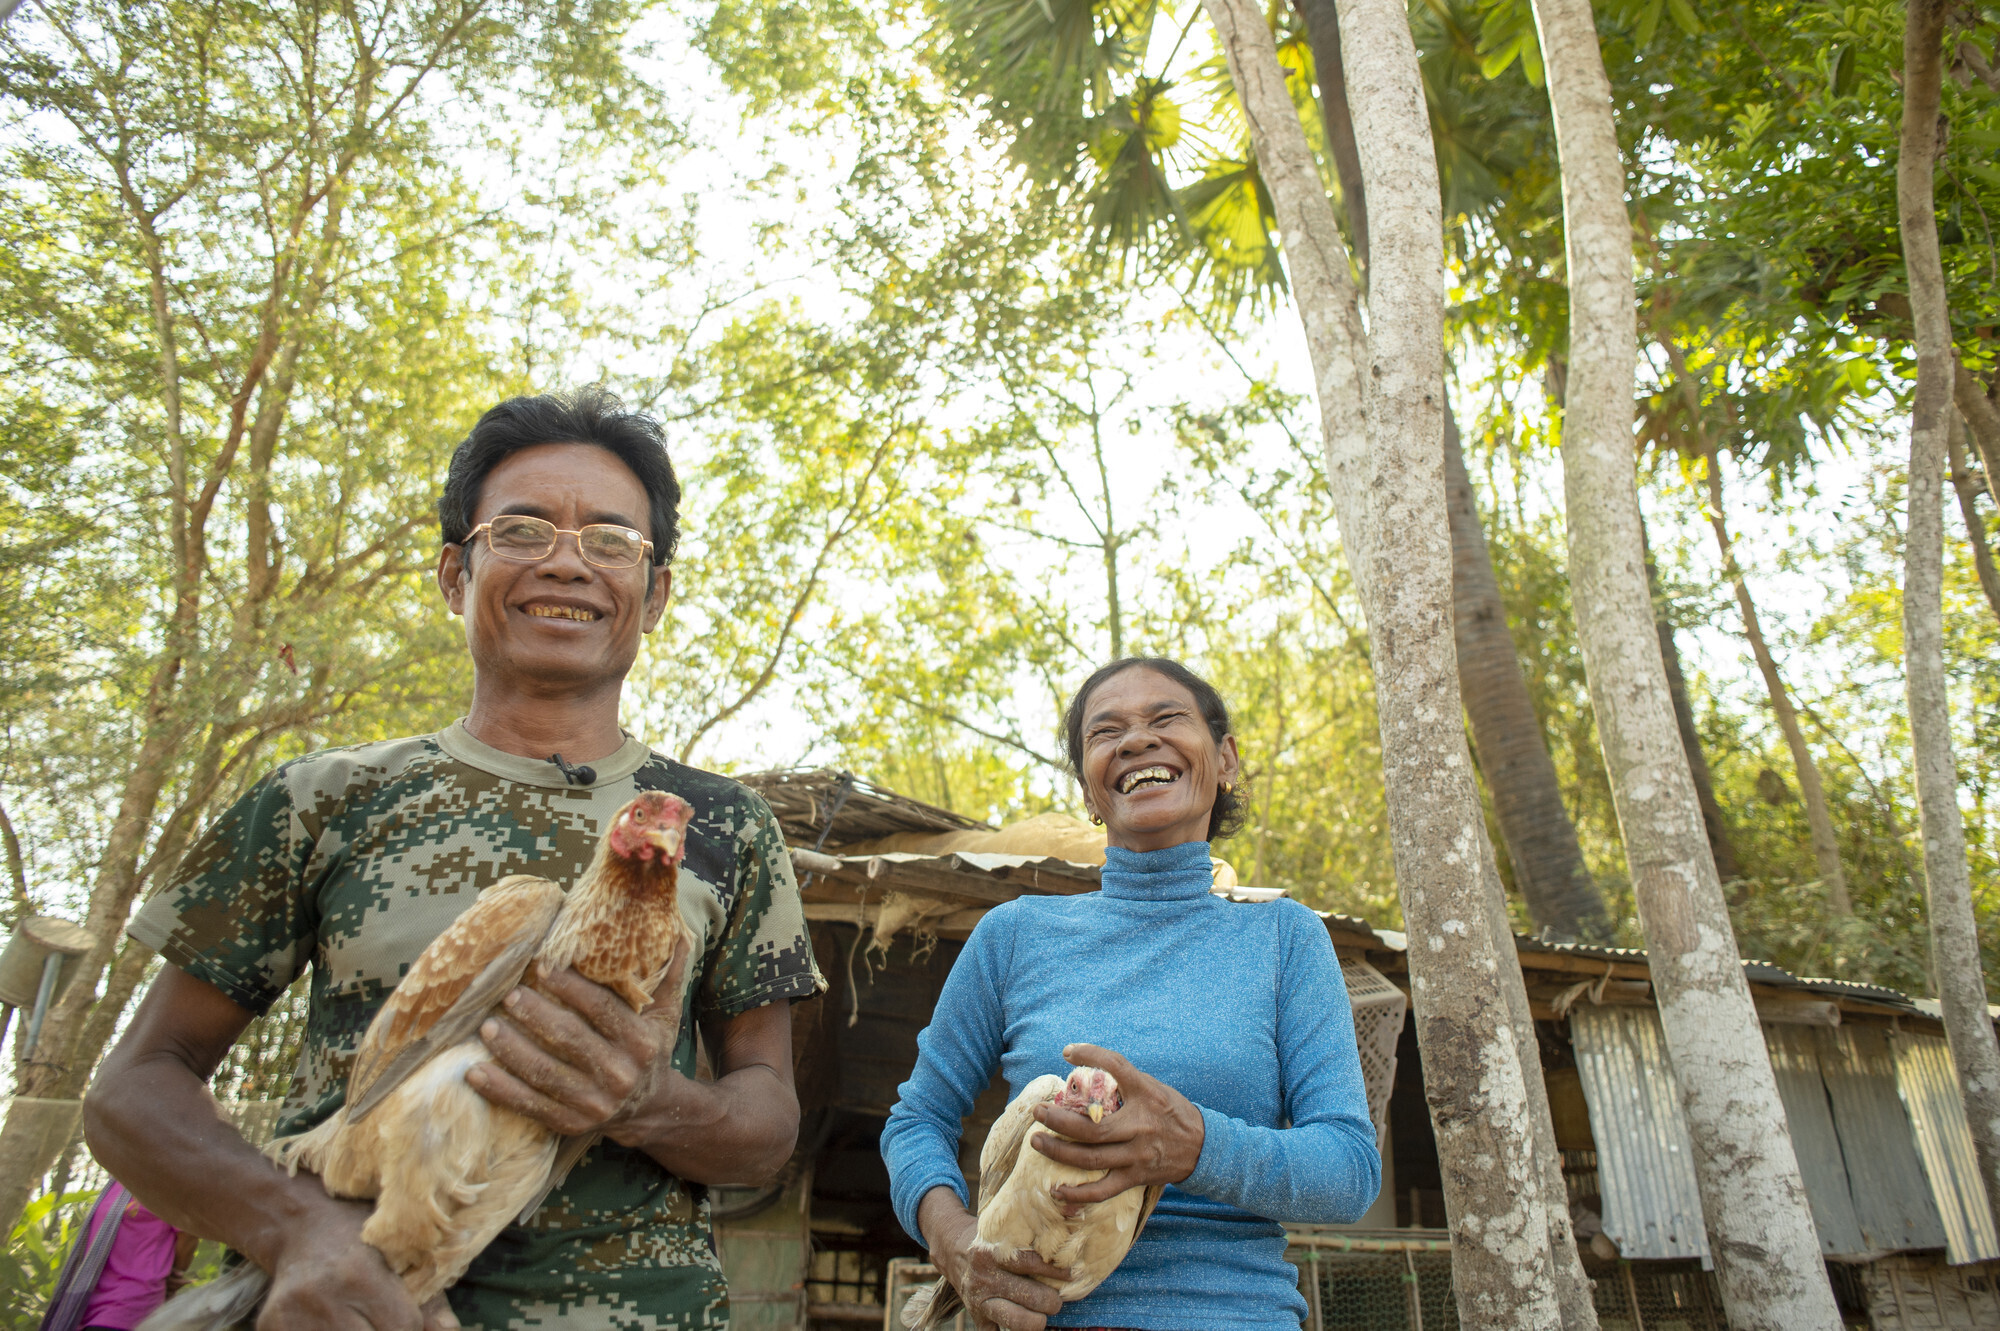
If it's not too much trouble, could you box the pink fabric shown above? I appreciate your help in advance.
[77,1194,180,1330]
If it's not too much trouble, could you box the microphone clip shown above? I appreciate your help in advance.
[549,753,597,786]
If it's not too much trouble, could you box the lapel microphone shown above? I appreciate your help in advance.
[549,753,596,786]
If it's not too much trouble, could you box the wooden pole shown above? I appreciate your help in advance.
[1621,1263,1645,1331]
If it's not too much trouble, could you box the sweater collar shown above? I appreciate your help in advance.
[1099,840,1214,900]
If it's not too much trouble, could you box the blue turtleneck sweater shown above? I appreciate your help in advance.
[880,841,1380,1330]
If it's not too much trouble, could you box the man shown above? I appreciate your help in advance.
[85,388,822,1330]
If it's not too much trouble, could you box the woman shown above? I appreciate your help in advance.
[881,658,1380,1331]
[41,1181,199,1331]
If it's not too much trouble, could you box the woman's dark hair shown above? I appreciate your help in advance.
[438,386,682,566]
[1061,656,1246,841]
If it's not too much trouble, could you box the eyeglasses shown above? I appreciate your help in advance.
[466,514,655,569]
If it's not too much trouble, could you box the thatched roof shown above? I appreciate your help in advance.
[737,768,988,849]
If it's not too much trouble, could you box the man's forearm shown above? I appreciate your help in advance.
[86,1045,348,1271]
[620,1061,797,1186]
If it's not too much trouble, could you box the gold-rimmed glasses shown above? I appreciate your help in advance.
[467,514,654,569]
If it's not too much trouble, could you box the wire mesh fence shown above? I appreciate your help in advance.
[1297,1246,1733,1331]
[1306,1248,1457,1331]
[1587,1259,1728,1331]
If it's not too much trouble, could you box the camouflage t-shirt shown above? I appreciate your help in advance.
[129,720,823,1331]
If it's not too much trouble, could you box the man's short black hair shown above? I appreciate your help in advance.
[439,387,681,566]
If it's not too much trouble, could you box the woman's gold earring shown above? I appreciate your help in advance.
[1222,780,1235,795]
[1090,813,1104,826]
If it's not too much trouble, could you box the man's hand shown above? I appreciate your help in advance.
[1030,1044,1204,1208]
[472,969,797,1186]
[916,1186,1069,1331]
[259,1195,452,1331]
[467,966,688,1145]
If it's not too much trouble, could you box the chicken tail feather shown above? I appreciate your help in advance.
[899,1277,963,1330]
[135,1261,269,1331]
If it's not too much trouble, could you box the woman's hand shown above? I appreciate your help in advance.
[916,1186,1070,1331]
[1030,1044,1205,1207]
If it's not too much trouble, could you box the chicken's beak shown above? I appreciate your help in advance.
[642,827,683,859]
[1088,1102,1105,1124]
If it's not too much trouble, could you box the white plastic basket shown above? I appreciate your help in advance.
[1340,957,1406,1149]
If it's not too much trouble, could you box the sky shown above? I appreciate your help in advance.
[500,3,1942,793]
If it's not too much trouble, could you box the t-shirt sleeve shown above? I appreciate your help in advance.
[695,792,824,1020]
[127,767,320,1015]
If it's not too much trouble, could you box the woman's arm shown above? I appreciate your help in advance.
[1035,902,1380,1224]
[915,1184,1068,1331]
[879,912,1011,1235]
[882,908,1070,1329]
[1180,902,1380,1221]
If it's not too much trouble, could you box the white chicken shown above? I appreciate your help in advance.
[902,1065,1162,1330]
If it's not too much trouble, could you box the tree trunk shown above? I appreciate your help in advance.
[1477,822,1598,1331]
[1446,405,1609,941]
[0,722,184,1235]
[1284,10,1594,1310]
[1332,0,1560,1316]
[1288,0,1369,272]
[1199,0,1563,1321]
[1646,550,1745,884]
[1898,0,2000,1241]
[1948,413,2000,625]
[1955,359,2000,496]
[1294,0,1605,950]
[1204,0,1376,609]
[1528,0,1842,1321]
[1692,427,1850,912]
[1295,0,1609,953]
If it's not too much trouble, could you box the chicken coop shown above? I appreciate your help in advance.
[713,769,1997,1331]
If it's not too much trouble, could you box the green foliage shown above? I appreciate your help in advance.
[0,0,648,919]
[0,1187,98,1325]
[1,0,1998,1235]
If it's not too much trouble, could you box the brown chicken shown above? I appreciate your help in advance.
[140,791,696,1330]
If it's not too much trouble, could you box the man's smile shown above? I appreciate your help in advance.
[521,602,602,622]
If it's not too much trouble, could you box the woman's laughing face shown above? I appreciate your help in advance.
[1078,667,1239,852]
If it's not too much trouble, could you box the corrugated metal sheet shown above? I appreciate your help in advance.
[1764,1025,1867,1256]
[1822,1026,1948,1253]
[1893,1031,2000,1264]
[1518,937,1921,1013]
[1573,1013,1955,1265]
[1762,1025,1948,1257]
[1569,1005,1711,1264]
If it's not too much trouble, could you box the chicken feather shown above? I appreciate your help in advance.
[347,874,567,1121]
[902,1067,1162,1331]
[142,792,696,1330]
